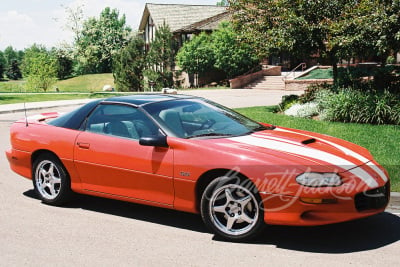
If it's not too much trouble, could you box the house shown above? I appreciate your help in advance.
[138,3,229,87]
[139,3,228,50]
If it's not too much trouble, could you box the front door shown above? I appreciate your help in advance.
[73,103,174,205]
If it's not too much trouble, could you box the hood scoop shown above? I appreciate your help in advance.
[302,138,316,145]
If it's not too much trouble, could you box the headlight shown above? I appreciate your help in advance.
[296,172,342,187]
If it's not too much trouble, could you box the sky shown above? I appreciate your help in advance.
[0,0,219,51]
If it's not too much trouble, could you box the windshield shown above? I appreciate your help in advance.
[142,98,268,139]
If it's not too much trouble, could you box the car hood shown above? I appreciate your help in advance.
[219,126,374,172]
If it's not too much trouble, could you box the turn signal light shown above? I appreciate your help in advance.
[300,197,337,204]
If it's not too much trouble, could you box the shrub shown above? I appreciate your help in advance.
[317,89,400,125]
[284,102,319,118]
[299,83,334,103]
[278,94,299,111]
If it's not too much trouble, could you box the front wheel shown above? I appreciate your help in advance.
[32,153,72,205]
[200,177,265,241]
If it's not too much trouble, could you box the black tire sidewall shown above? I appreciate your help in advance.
[200,176,265,241]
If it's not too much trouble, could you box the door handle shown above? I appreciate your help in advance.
[77,142,90,149]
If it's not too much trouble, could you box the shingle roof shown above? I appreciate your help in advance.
[139,3,228,33]
[180,11,231,32]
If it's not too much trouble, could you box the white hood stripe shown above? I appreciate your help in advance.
[230,135,379,188]
[275,128,388,182]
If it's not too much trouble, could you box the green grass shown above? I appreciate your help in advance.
[55,73,115,92]
[236,106,399,191]
[0,92,131,105]
[297,68,333,80]
[0,73,115,93]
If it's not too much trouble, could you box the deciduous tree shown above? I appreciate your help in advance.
[176,32,216,77]
[211,21,258,78]
[22,44,58,91]
[75,7,132,74]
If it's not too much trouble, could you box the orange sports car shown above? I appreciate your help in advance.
[6,94,390,241]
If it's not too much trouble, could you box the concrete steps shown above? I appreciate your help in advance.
[245,76,285,90]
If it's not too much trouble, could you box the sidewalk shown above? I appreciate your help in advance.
[0,99,93,114]
[0,90,398,214]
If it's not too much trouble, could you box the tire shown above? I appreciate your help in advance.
[200,176,265,241]
[32,153,72,206]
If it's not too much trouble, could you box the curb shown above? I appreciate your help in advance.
[0,99,93,114]
[387,192,400,215]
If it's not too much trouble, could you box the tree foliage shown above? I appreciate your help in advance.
[330,0,400,63]
[51,47,74,80]
[212,21,259,78]
[3,46,23,80]
[75,7,132,74]
[217,0,229,6]
[176,22,258,79]
[230,0,347,62]
[230,0,400,81]
[6,60,22,80]
[0,51,5,80]
[22,44,58,92]
[145,22,176,90]
[176,32,215,76]
[112,36,145,92]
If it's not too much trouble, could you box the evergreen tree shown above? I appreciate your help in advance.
[145,22,176,90]
[0,51,5,80]
[3,46,23,80]
[112,37,145,92]
[6,60,22,80]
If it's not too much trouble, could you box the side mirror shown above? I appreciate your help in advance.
[139,135,168,147]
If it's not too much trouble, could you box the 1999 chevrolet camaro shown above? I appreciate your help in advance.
[6,94,390,241]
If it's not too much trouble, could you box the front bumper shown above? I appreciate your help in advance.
[260,182,390,226]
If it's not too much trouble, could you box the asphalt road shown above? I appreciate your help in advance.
[1,105,400,266]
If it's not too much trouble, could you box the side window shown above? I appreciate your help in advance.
[85,104,159,140]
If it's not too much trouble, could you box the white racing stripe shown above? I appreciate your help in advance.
[230,135,379,188]
[275,128,388,183]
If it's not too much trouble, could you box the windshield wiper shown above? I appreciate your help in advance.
[242,125,276,136]
[188,133,233,139]
[252,125,276,132]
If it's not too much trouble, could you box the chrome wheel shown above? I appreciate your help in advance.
[210,184,259,236]
[35,160,62,200]
[33,153,72,205]
[201,177,264,241]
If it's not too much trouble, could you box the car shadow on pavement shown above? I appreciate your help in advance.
[24,189,400,252]
[23,190,208,233]
[238,212,400,253]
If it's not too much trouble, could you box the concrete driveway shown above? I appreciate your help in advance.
[0,89,304,114]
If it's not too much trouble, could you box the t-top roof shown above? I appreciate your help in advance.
[104,94,196,106]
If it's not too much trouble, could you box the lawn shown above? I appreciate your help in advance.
[0,73,114,93]
[0,92,131,105]
[55,73,115,92]
[296,68,333,80]
[236,106,399,191]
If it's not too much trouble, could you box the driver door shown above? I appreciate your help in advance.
[73,103,174,205]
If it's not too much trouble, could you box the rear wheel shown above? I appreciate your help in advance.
[200,176,265,241]
[32,153,72,205]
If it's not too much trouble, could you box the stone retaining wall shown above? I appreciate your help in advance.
[284,79,333,91]
[230,66,282,89]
